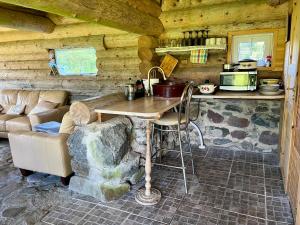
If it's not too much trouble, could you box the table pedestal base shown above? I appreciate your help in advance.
[135,188,161,206]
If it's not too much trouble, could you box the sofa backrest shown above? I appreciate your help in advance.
[0,89,69,115]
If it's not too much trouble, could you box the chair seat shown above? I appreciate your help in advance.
[154,112,186,126]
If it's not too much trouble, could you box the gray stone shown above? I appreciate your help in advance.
[207,110,224,123]
[271,107,281,114]
[222,111,233,116]
[67,127,88,163]
[209,126,230,137]
[255,106,269,112]
[225,104,243,113]
[259,131,279,145]
[2,207,26,218]
[251,113,279,128]
[213,138,232,145]
[228,116,250,128]
[241,141,254,151]
[68,116,142,201]
[231,130,247,139]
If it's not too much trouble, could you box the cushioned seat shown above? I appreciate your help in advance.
[6,116,31,132]
[0,114,21,132]
[154,112,186,126]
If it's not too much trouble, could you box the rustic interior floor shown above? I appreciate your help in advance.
[0,139,294,225]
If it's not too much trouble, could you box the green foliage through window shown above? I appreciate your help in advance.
[55,48,98,76]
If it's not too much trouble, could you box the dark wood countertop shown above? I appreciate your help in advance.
[192,90,285,100]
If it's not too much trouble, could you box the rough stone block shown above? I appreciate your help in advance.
[228,116,249,128]
[207,110,224,123]
[259,131,278,145]
[251,113,279,128]
[231,130,247,140]
[225,104,243,113]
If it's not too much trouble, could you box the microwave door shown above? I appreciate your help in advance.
[221,74,249,86]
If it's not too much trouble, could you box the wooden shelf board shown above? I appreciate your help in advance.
[155,45,227,55]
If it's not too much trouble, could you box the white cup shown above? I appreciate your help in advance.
[205,39,210,46]
[216,38,222,45]
[209,38,216,46]
[221,38,227,45]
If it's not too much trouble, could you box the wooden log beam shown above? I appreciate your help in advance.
[0,7,55,33]
[0,0,164,36]
[160,0,288,30]
[118,0,162,17]
[267,0,289,6]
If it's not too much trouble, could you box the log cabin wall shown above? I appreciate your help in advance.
[0,21,142,101]
[159,0,289,83]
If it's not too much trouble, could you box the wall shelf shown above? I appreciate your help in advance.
[155,45,227,55]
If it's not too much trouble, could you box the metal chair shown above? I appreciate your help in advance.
[151,82,195,193]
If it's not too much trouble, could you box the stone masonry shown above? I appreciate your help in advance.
[188,99,282,153]
[67,116,144,202]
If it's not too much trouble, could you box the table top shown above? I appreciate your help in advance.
[192,90,285,100]
[95,96,181,119]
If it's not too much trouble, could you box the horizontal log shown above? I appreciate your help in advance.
[267,0,288,6]
[96,47,138,59]
[0,53,49,62]
[98,57,140,67]
[119,0,161,17]
[0,69,49,79]
[139,60,157,78]
[0,60,49,70]
[0,35,105,54]
[160,19,286,39]
[0,7,55,33]
[160,0,288,30]
[0,23,126,43]
[0,0,164,36]
[104,34,139,49]
[138,48,159,61]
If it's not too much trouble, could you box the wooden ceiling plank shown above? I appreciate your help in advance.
[0,7,55,33]
[0,0,164,36]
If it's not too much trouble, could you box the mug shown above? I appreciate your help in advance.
[209,38,216,46]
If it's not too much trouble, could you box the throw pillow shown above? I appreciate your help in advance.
[29,101,58,115]
[6,105,26,115]
[59,112,75,134]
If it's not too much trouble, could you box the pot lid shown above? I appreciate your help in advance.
[238,59,257,62]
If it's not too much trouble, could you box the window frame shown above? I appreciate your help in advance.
[50,47,98,77]
[227,29,279,71]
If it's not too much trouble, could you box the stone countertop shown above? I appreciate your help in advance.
[192,90,285,100]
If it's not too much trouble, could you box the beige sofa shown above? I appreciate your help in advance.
[8,111,75,185]
[0,89,69,137]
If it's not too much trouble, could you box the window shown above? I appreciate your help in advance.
[231,33,274,66]
[53,48,98,76]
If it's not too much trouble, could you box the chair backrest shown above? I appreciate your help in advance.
[177,82,194,129]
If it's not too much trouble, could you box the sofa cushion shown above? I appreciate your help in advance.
[0,114,21,131]
[0,90,18,113]
[6,105,26,115]
[29,101,58,115]
[6,116,31,132]
[16,90,40,114]
[59,112,75,134]
[39,91,68,107]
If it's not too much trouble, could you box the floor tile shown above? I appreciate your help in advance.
[234,151,264,164]
[151,176,186,199]
[196,158,232,172]
[42,198,96,225]
[170,201,220,225]
[265,166,283,180]
[102,191,179,224]
[197,169,230,187]
[206,148,234,161]
[218,210,266,225]
[264,154,280,166]
[192,148,208,157]
[222,189,266,219]
[184,184,225,208]
[266,197,294,224]
[231,161,264,177]
[265,178,286,197]
[227,173,265,195]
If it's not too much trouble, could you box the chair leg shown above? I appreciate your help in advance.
[19,169,33,177]
[186,128,195,175]
[61,173,74,186]
[178,128,188,194]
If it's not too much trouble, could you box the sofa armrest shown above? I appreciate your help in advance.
[29,105,70,127]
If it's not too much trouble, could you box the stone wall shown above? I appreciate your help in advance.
[188,99,282,153]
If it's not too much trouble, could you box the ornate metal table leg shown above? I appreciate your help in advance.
[135,120,161,205]
[190,121,205,149]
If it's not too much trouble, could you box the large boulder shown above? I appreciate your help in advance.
[67,116,144,202]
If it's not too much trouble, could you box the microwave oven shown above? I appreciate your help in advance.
[219,71,257,91]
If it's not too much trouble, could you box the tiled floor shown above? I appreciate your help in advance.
[41,146,294,225]
[0,139,294,225]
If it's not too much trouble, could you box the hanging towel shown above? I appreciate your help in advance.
[190,49,208,64]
